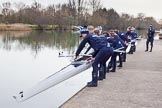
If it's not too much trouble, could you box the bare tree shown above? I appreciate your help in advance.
[89,0,101,14]
[159,19,162,29]
[2,2,11,16]
[30,1,44,27]
[137,13,145,29]
[106,8,120,29]
[120,13,134,30]
[68,0,87,25]
[47,4,55,16]
[1,2,11,20]
[159,19,162,25]
[31,1,41,11]
[14,2,26,23]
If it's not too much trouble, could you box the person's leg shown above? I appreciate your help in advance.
[98,63,107,80]
[110,52,117,72]
[107,55,113,71]
[102,63,107,79]
[133,42,136,52]
[129,42,134,54]
[145,39,149,52]
[118,52,123,67]
[150,38,154,52]
[102,54,112,78]
[123,47,127,62]
[87,60,98,87]
[132,42,136,52]
[96,47,113,80]
[87,50,103,87]
[98,64,104,80]
[100,47,113,78]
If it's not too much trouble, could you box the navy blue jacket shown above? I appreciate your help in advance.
[107,35,123,50]
[75,34,108,57]
[147,27,155,38]
[118,32,129,42]
[125,31,138,40]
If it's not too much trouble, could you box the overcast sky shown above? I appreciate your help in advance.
[0,0,161,20]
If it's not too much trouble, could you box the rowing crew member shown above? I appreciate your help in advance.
[114,29,129,62]
[145,24,155,52]
[108,30,124,72]
[125,26,138,54]
[84,27,100,54]
[75,29,113,87]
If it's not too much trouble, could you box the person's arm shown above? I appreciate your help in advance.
[84,46,92,54]
[123,34,129,42]
[75,36,89,57]
[125,31,129,36]
[152,28,155,35]
[107,38,116,49]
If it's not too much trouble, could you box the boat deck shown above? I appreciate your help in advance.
[60,39,162,108]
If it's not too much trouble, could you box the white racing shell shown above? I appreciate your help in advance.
[13,58,92,102]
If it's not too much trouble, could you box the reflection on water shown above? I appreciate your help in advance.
[0,31,79,57]
[0,30,159,53]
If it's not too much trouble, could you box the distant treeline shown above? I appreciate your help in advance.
[0,0,160,30]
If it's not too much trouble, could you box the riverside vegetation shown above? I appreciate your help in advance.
[0,0,161,31]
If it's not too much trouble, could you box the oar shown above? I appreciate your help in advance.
[114,50,125,53]
[130,39,136,43]
[130,37,141,43]
[113,47,125,53]
[58,49,92,57]
[58,54,92,57]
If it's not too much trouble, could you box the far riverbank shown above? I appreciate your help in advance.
[0,23,73,31]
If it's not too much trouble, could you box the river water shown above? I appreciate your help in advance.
[0,30,159,108]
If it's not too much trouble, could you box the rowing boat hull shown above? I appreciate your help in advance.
[13,61,92,102]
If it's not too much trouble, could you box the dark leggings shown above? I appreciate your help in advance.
[146,38,154,48]
[92,47,113,75]
[110,52,122,71]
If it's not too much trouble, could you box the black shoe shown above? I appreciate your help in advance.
[149,50,152,52]
[110,69,116,72]
[145,50,148,52]
[98,71,104,80]
[87,81,97,87]
[123,60,126,62]
[103,71,106,79]
[128,52,133,54]
[117,65,123,67]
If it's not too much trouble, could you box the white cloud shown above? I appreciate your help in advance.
[101,0,162,20]
[0,0,66,7]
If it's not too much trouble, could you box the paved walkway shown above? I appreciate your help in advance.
[60,39,162,108]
